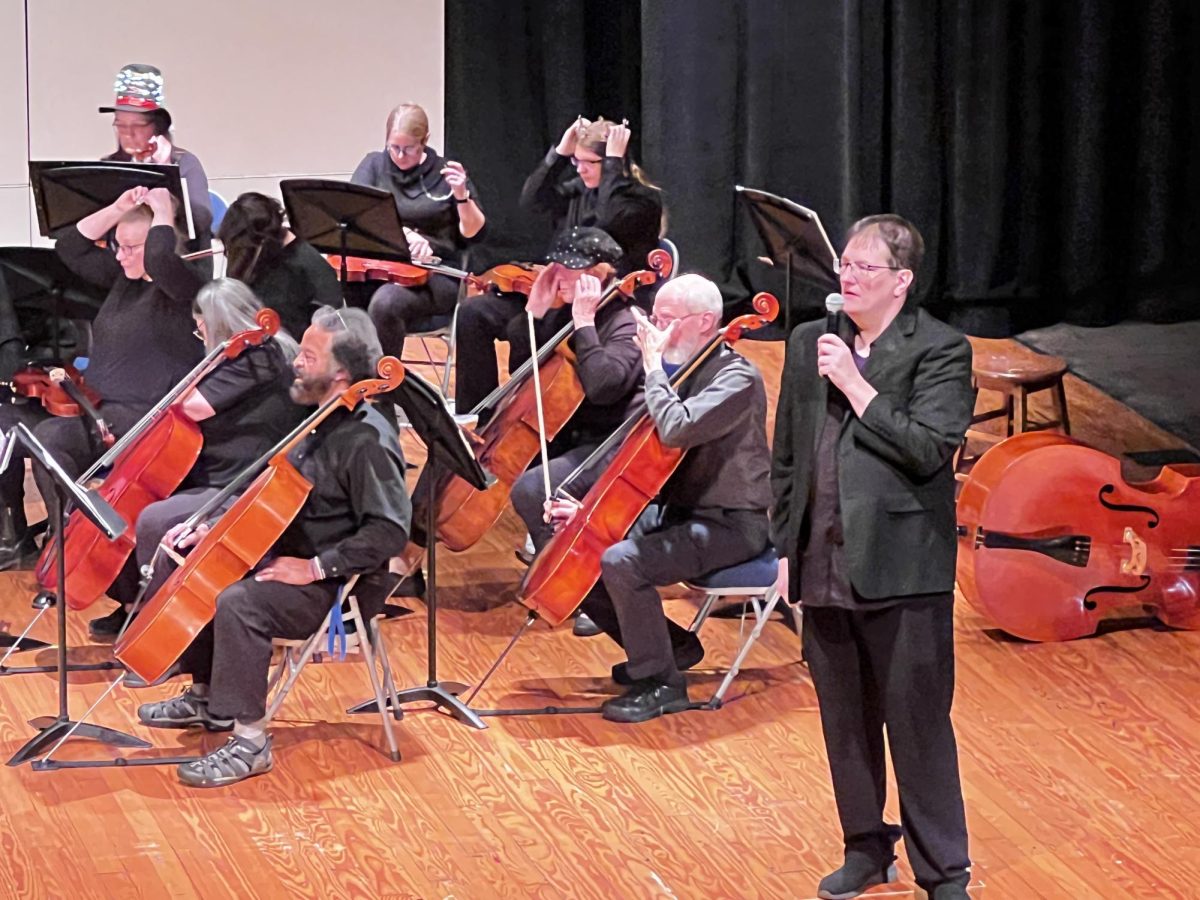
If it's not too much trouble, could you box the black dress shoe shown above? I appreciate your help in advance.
[0,530,39,572]
[601,679,692,723]
[817,852,899,899]
[572,612,602,637]
[88,606,131,639]
[393,568,425,599]
[612,636,705,686]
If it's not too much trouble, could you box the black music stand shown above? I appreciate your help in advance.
[736,185,839,334]
[0,247,106,363]
[29,160,194,240]
[279,179,412,296]
[346,370,490,729]
[2,423,149,767]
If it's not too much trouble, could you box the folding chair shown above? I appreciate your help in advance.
[264,576,403,761]
[684,546,797,708]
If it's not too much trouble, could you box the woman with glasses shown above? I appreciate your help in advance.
[0,187,205,569]
[349,102,485,361]
[455,117,664,415]
[89,278,305,641]
[99,63,213,266]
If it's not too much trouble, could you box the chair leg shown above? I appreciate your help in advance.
[1055,379,1071,434]
[372,617,403,721]
[688,592,721,634]
[348,597,400,762]
[1013,388,1028,435]
[265,626,327,723]
[707,589,782,709]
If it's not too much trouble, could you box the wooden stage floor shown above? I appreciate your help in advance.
[0,337,1197,899]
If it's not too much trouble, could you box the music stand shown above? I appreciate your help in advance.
[736,185,839,333]
[279,179,412,293]
[2,423,149,767]
[29,160,194,240]
[0,247,107,361]
[346,369,490,729]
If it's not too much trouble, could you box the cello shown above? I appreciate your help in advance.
[418,248,673,552]
[36,309,281,611]
[956,431,1200,641]
[114,356,404,684]
[519,292,779,625]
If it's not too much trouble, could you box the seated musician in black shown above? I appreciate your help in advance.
[88,278,304,640]
[455,117,662,413]
[544,275,772,723]
[350,102,485,359]
[216,193,341,341]
[0,186,203,569]
[136,306,411,788]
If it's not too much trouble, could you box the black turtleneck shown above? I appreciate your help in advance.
[349,146,482,267]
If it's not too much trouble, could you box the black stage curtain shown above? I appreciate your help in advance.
[447,0,1200,336]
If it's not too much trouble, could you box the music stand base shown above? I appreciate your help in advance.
[349,682,486,730]
[0,634,52,652]
[1,660,120,677]
[7,716,150,767]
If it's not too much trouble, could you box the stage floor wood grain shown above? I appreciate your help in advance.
[1,337,1196,899]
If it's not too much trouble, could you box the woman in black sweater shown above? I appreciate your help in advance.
[350,103,485,359]
[0,187,203,568]
[454,117,664,413]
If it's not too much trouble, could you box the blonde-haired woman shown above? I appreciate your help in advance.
[349,102,485,362]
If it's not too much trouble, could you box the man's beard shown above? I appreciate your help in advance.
[290,372,333,405]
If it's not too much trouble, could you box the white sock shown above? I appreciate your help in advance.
[233,719,268,748]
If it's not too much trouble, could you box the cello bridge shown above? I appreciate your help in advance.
[1121,527,1147,577]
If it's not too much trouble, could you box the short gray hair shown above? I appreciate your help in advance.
[310,305,383,383]
[663,273,722,318]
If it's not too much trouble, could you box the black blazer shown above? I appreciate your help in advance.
[770,305,975,601]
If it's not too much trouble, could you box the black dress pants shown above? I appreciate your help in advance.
[801,597,971,891]
[453,293,567,414]
[581,505,769,685]
[367,273,461,360]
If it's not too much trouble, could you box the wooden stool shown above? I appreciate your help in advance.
[955,350,1070,478]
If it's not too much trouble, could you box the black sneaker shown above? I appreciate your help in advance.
[601,679,692,724]
[88,606,130,639]
[817,853,899,899]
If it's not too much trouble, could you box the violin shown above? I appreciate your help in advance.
[38,309,282,612]
[518,292,779,625]
[7,364,114,447]
[418,248,673,553]
[326,254,470,287]
[956,431,1200,641]
[465,262,545,297]
[114,356,404,685]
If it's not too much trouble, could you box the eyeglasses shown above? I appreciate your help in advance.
[571,156,602,168]
[113,122,153,133]
[838,259,904,277]
[115,241,146,256]
[650,311,705,329]
[387,142,423,158]
[192,329,204,342]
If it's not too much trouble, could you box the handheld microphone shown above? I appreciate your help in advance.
[825,292,845,337]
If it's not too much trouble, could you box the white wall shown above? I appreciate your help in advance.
[1,0,445,243]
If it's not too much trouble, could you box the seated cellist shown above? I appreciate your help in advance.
[89,278,304,640]
[135,306,411,788]
[544,274,772,723]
